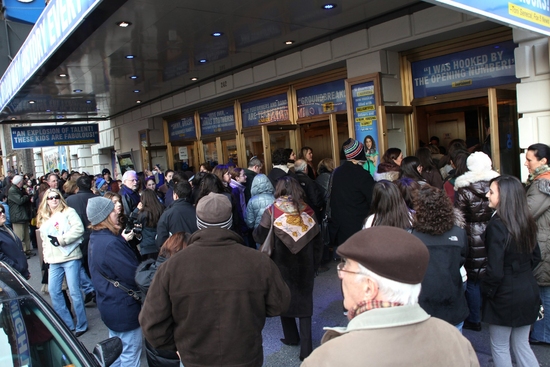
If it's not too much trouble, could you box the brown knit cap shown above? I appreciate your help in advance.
[336,226,429,284]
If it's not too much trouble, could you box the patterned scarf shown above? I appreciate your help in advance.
[272,196,319,254]
[526,164,550,187]
[347,299,403,321]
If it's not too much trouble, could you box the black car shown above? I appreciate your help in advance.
[0,261,122,366]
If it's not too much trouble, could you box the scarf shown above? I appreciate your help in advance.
[272,196,319,254]
[347,299,403,321]
[526,164,550,187]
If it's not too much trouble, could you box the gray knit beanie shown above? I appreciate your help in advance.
[87,196,115,226]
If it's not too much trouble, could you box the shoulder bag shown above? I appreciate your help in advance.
[259,206,275,257]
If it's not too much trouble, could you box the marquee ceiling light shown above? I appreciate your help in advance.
[117,21,132,27]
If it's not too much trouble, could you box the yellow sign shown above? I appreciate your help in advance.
[509,3,550,27]
[356,105,375,112]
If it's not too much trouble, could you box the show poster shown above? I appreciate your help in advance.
[168,116,196,142]
[200,106,236,136]
[241,93,289,127]
[411,41,518,98]
[351,81,379,166]
[296,79,347,118]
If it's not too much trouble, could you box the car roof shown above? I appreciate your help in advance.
[0,262,31,301]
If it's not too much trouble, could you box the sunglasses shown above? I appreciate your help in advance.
[47,195,61,200]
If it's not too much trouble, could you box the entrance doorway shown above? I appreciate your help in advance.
[415,89,519,176]
[299,115,349,168]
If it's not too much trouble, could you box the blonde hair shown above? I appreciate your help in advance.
[36,188,69,227]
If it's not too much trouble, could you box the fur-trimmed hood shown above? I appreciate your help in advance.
[454,169,499,189]
[535,175,550,196]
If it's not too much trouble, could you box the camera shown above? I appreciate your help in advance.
[124,211,142,236]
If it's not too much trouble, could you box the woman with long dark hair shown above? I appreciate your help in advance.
[253,176,322,361]
[362,135,378,176]
[137,189,165,259]
[525,143,550,345]
[483,175,540,367]
[416,147,444,188]
[398,156,426,185]
[374,147,402,182]
[363,180,411,230]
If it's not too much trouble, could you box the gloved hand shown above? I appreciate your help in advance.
[48,235,60,247]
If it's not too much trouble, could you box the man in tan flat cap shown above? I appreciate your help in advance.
[301,226,479,367]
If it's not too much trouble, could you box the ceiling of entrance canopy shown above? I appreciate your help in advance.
[3,0,456,123]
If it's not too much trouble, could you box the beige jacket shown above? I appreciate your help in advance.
[40,207,84,264]
[301,304,479,367]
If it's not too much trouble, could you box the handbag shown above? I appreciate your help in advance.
[321,171,335,247]
[259,206,275,256]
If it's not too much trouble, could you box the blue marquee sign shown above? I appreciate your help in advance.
[296,79,347,118]
[241,94,289,127]
[427,0,550,36]
[0,0,103,112]
[411,41,518,98]
[168,117,196,142]
[200,107,236,136]
[11,124,100,149]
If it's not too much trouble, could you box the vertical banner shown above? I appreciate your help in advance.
[346,74,383,173]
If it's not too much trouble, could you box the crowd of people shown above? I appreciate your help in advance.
[0,139,548,367]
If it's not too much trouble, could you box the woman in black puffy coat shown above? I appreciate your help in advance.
[454,152,499,331]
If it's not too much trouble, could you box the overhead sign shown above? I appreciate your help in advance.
[3,0,46,25]
[168,116,196,142]
[411,41,518,98]
[426,0,550,36]
[296,79,347,118]
[200,107,236,136]
[11,124,100,149]
[241,93,289,127]
[0,0,103,112]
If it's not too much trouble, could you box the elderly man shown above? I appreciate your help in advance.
[302,226,479,367]
[120,170,140,216]
[8,175,33,257]
[141,192,290,367]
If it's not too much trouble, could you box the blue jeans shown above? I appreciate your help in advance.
[79,264,94,294]
[531,285,550,343]
[49,259,88,332]
[465,279,481,324]
[109,327,142,367]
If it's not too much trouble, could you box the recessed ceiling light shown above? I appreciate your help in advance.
[74,89,82,93]
[199,59,207,63]
[211,32,223,37]
[134,90,140,93]
[86,100,92,104]
[125,55,135,59]
[58,73,67,77]
[46,109,51,112]
[11,117,16,120]
[190,77,198,81]
[285,40,294,45]
[323,4,337,9]
[129,75,138,79]
[29,100,35,104]
[136,100,142,104]
[117,21,132,27]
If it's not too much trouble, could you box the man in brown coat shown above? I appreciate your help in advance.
[140,192,290,367]
[301,226,479,367]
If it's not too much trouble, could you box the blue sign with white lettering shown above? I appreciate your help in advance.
[241,94,289,127]
[200,107,236,136]
[411,41,518,98]
[427,0,550,36]
[168,117,196,142]
[351,81,379,154]
[0,0,103,111]
[296,79,346,118]
[3,0,46,25]
[11,124,100,149]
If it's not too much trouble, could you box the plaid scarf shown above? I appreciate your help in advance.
[347,299,403,321]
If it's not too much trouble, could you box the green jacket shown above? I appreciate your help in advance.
[7,185,31,223]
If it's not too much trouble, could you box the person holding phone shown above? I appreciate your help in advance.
[36,188,87,336]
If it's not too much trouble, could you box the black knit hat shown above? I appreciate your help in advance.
[337,226,429,284]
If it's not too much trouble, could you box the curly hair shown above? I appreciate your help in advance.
[413,185,454,235]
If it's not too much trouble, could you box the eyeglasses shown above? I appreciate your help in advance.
[47,195,61,200]
[0,212,5,215]
[127,178,138,182]
[336,261,364,276]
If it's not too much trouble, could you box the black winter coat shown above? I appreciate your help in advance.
[481,215,541,327]
[329,161,374,246]
[455,179,494,281]
[413,225,469,326]
[155,198,197,248]
[294,171,325,222]
[0,225,29,278]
